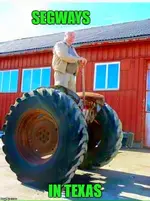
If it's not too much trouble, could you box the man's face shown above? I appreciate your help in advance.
[66,32,76,45]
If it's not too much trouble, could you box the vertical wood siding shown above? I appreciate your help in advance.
[0,41,150,145]
[76,42,149,144]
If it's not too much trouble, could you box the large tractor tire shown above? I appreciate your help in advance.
[51,86,123,169]
[51,85,82,109]
[80,103,123,169]
[1,87,88,184]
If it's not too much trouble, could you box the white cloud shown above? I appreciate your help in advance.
[0,0,93,42]
[0,0,52,42]
[2,0,136,42]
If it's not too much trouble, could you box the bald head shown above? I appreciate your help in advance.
[64,31,76,45]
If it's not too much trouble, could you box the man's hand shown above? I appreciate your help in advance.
[78,57,87,66]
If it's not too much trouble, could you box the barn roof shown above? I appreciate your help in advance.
[0,18,150,56]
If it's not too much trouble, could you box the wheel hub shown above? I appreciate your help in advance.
[15,109,59,165]
[36,129,50,144]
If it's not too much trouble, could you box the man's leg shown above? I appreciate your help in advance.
[54,71,69,88]
[68,74,76,93]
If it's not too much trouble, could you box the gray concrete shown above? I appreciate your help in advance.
[0,141,150,200]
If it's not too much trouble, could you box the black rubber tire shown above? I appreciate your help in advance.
[49,86,123,169]
[79,103,123,169]
[1,87,88,184]
[51,85,83,110]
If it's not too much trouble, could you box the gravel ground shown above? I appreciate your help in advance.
[0,140,150,200]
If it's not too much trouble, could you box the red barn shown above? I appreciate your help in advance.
[0,18,150,148]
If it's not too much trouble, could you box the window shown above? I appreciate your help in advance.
[0,70,19,93]
[146,92,150,112]
[21,67,51,92]
[94,62,120,91]
[146,70,150,112]
[147,70,150,90]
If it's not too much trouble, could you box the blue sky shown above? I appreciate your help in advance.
[0,0,150,42]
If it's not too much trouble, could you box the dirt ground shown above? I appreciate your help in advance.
[0,140,150,200]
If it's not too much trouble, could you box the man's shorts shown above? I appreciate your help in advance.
[54,71,76,93]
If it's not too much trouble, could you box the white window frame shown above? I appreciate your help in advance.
[93,61,120,91]
[21,67,51,92]
[146,70,150,112]
[0,69,19,93]
[146,91,150,112]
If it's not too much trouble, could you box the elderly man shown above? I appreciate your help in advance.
[52,31,87,92]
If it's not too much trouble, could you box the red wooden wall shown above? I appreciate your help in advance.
[0,40,150,145]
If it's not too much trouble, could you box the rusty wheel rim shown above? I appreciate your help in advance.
[15,109,59,165]
[84,99,103,150]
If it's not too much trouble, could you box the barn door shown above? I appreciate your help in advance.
[145,67,150,147]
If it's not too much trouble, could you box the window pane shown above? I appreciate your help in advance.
[2,71,10,92]
[31,69,41,91]
[147,70,150,90]
[0,72,2,91]
[22,70,32,92]
[107,63,119,89]
[41,68,51,87]
[146,92,150,112]
[95,65,106,89]
[10,70,19,92]
[146,113,150,147]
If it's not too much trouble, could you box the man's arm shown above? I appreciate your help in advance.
[54,42,80,63]
[73,47,87,66]
[73,48,80,57]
